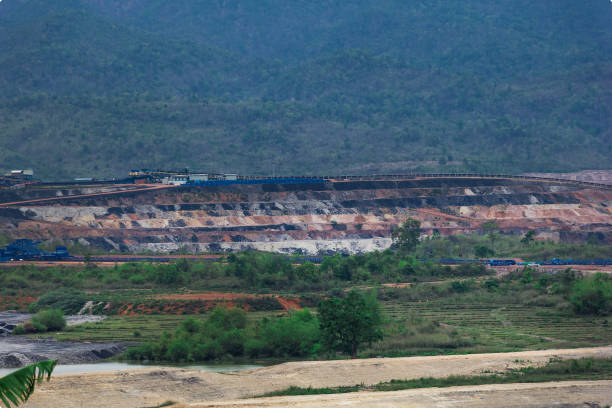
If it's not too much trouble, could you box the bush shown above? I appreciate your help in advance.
[32,309,67,331]
[244,338,267,358]
[192,340,223,361]
[258,309,321,357]
[128,274,147,285]
[570,274,612,315]
[30,289,87,314]
[484,278,500,290]
[166,339,190,362]
[244,296,283,311]
[219,329,245,356]
[451,280,473,293]
[123,306,321,362]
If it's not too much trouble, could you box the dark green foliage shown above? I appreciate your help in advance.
[166,339,190,362]
[261,385,359,397]
[450,280,473,293]
[124,307,321,362]
[391,218,422,254]
[14,309,66,334]
[32,309,67,331]
[256,310,321,358]
[318,290,383,358]
[570,274,612,315]
[521,230,536,245]
[0,234,608,299]
[416,233,612,261]
[29,289,87,314]
[0,1,610,177]
[243,296,283,311]
[475,245,494,258]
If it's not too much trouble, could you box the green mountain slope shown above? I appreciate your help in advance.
[0,1,610,179]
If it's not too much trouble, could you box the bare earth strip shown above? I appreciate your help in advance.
[22,346,612,408]
[178,381,612,408]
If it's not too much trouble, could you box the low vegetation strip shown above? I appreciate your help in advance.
[260,357,612,397]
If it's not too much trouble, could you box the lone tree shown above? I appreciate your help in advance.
[391,218,422,253]
[521,230,536,245]
[318,290,383,358]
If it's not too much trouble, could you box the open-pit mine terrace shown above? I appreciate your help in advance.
[0,175,610,254]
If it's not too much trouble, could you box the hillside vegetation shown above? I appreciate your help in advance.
[0,1,610,179]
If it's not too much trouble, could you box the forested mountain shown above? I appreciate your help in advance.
[0,0,610,179]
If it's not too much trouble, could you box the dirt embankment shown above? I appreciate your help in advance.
[21,346,612,408]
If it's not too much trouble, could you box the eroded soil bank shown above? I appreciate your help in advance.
[21,346,612,408]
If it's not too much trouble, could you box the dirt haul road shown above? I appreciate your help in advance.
[22,346,612,408]
[177,381,612,408]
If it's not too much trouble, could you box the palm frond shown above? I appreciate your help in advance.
[0,360,56,408]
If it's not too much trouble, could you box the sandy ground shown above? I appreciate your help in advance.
[177,381,612,408]
[22,346,612,408]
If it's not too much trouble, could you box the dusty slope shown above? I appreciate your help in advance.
[177,381,612,408]
[2,176,611,254]
[22,347,612,408]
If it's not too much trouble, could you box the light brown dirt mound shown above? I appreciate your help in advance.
[22,347,612,408]
[177,381,612,408]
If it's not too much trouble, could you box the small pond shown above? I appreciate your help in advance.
[0,362,262,377]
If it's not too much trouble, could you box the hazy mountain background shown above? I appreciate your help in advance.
[0,0,610,179]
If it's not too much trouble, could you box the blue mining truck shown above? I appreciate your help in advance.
[0,239,71,262]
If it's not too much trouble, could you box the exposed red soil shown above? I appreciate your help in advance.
[276,297,301,310]
[112,293,302,316]
[0,295,38,312]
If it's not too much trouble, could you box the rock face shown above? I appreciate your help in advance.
[1,177,611,254]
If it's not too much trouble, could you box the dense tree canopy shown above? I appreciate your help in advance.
[318,290,383,358]
[392,218,422,254]
[0,1,610,179]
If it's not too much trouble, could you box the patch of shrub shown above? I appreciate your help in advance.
[15,309,66,333]
[244,296,283,311]
[570,274,612,315]
[32,309,67,331]
[450,280,473,293]
[30,289,87,314]
[124,306,321,362]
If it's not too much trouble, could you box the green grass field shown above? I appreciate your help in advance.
[367,297,611,356]
[45,294,611,358]
[45,312,279,343]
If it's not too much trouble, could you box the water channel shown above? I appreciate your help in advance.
[0,362,262,377]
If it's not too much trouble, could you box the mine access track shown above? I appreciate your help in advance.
[0,173,609,207]
[0,184,176,207]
